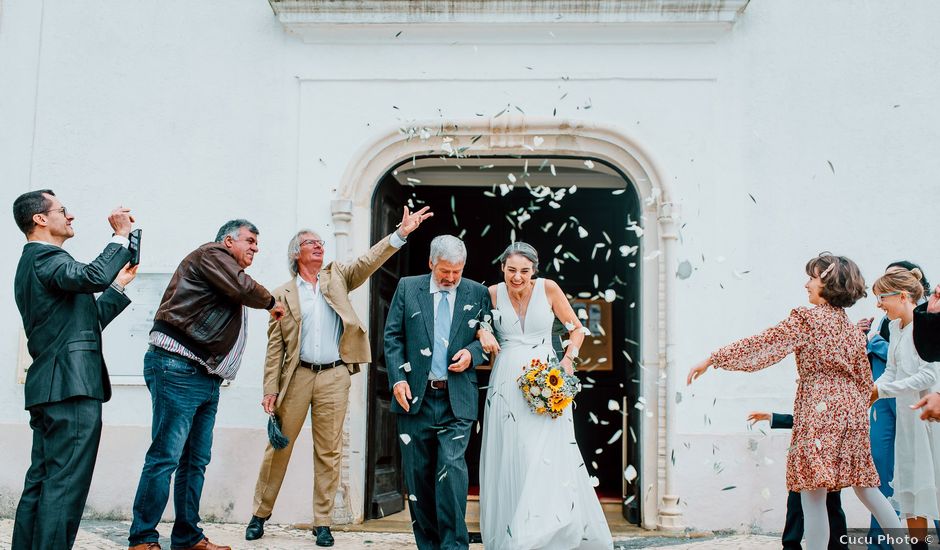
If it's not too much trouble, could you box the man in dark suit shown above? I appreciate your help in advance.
[384,235,492,550]
[11,189,137,549]
[748,411,848,550]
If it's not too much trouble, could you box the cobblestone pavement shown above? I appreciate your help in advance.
[0,519,780,549]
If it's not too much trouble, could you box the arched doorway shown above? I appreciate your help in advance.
[330,116,682,530]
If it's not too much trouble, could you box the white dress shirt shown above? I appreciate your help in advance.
[298,274,343,364]
[297,231,407,365]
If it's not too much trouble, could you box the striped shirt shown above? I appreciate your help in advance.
[149,306,248,381]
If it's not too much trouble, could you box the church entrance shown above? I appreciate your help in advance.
[365,155,643,525]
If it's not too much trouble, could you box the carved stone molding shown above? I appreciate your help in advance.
[270,0,750,43]
[332,115,682,528]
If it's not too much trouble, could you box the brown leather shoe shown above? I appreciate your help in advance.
[128,544,161,550]
[177,538,231,550]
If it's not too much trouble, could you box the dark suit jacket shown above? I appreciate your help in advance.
[770,413,794,430]
[384,274,492,420]
[15,241,131,409]
[913,302,940,362]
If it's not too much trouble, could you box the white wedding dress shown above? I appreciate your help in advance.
[479,279,613,549]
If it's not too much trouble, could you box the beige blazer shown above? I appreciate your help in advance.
[263,234,398,407]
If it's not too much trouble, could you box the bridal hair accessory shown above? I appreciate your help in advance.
[819,263,836,279]
[517,356,581,419]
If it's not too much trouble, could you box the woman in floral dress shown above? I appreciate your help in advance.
[687,253,903,550]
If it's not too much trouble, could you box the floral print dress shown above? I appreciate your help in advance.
[711,304,881,492]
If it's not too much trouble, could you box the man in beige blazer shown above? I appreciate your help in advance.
[246,206,432,546]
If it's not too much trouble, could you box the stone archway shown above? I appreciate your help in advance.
[330,115,683,530]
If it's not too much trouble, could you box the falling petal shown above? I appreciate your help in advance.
[409,494,418,501]
[604,289,616,302]
[577,226,589,238]
[507,173,517,183]
[584,160,595,169]
[624,465,638,481]
[676,260,693,280]
[420,348,432,357]
[589,476,600,487]
[533,136,544,147]
[400,362,412,373]
[606,430,623,445]
[463,304,473,311]
[721,486,737,491]
[608,399,620,411]
[481,224,491,237]
[550,164,556,176]
[400,434,412,445]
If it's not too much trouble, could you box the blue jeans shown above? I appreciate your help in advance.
[129,348,221,548]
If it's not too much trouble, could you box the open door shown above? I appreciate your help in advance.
[364,181,408,519]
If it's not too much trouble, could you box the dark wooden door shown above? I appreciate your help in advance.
[365,181,408,519]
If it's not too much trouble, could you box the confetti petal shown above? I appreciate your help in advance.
[463,304,473,311]
[603,289,616,302]
[584,160,595,169]
[400,434,412,445]
[399,362,412,373]
[624,465,638,481]
[676,260,693,280]
[420,348,432,357]
[533,136,544,147]
[608,400,620,411]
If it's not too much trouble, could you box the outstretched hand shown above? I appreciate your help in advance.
[398,206,433,237]
[913,393,940,422]
[686,359,710,385]
[747,411,771,426]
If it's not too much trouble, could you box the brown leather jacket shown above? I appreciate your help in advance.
[151,242,274,365]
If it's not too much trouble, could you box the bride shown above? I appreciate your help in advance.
[478,242,613,549]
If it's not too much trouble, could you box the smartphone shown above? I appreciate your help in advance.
[129,229,142,266]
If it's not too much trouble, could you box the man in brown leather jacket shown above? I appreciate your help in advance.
[128,219,284,550]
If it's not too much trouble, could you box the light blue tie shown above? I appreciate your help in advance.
[431,290,451,379]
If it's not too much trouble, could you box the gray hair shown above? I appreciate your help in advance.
[429,235,467,265]
[287,228,317,276]
[215,219,259,243]
[499,241,539,274]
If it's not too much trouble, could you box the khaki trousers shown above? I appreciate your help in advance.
[252,364,351,526]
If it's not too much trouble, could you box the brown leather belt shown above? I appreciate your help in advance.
[428,379,448,390]
[299,359,344,371]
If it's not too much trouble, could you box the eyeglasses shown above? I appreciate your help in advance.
[300,239,325,248]
[876,291,901,304]
[42,206,68,217]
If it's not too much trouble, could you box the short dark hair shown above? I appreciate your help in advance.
[13,189,55,235]
[804,253,868,308]
[215,219,259,243]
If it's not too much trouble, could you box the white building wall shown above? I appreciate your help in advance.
[0,0,937,532]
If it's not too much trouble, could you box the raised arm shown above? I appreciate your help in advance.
[36,243,130,294]
[688,308,810,384]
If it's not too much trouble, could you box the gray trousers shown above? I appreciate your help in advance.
[13,397,102,550]
[396,387,473,550]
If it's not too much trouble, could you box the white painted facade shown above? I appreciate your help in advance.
[1,0,938,534]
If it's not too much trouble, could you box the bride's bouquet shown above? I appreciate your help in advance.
[517,357,581,419]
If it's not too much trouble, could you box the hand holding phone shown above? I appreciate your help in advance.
[129,229,142,266]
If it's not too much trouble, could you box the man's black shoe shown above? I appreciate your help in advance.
[245,515,269,541]
[315,526,334,547]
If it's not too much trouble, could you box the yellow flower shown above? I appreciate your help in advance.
[545,369,564,391]
[526,370,538,383]
[522,385,530,394]
[549,392,570,412]
[536,407,546,414]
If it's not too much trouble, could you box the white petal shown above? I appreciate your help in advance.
[584,160,595,169]
[400,434,412,445]
[409,494,418,501]
[533,136,544,147]
[399,362,412,372]
[463,304,473,311]
[577,226,589,238]
[589,476,600,487]
[507,173,517,183]
[604,289,616,302]
[420,348,432,357]
[608,399,620,411]
[624,465,638,481]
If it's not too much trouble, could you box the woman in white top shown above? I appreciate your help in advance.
[871,266,940,550]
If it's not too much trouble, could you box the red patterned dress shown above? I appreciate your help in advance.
[710,304,881,492]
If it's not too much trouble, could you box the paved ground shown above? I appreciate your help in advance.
[0,519,780,549]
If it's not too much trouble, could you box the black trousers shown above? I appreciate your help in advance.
[12,397,103,550]
[782,490,849,550]
[396,388,474,550]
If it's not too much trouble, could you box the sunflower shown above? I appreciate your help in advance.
[545,368,564,391]
[549,392,571,412]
